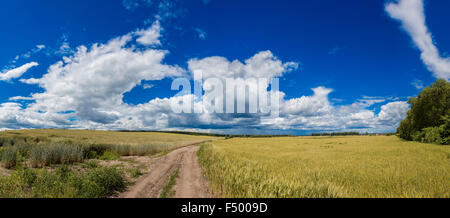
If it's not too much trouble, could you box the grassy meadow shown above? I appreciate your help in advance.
[0,129,217,198]
[198,136,450,198]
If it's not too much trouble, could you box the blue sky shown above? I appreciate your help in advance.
[0,0,449,134]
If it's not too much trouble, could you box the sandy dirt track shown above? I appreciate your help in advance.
[174,146,212,198]
[119,145,212,198]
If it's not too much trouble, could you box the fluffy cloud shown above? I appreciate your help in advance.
[135,20,162,46]
[9,96,34,101]
[27,28,182,125]
[0,62,39,81]
[282,87,333,117]
[19,78,40,85]
[386,0,450,80]
[0,21,183,129]
[264,88,409,132]
[377,101,410,126]
[188,50,298,79]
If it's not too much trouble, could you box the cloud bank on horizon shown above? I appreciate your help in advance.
[0,0,447,134]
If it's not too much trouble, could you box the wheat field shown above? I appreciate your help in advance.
[0,129,216,146]
[198,136,450,198]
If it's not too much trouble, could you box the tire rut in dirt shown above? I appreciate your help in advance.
[119,146,188,198]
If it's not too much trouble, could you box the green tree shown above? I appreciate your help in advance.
[397,79,450,145]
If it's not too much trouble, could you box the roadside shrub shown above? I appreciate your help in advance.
[21,167,37,187]
[98,150,120,160]
[71,166,126,198]
[439,115,450,145]
[56,165,71,181]
[0,167,33,197]
[81,160,100,169]
[0,165,125,198]
[83,144,109,159]
[422,127,443,144]
[411,130,424,142]
[1,147,18,169]
[411,125,448,145]
[31,167,78,198]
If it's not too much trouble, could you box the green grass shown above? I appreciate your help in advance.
[81,160,101,169]
[127,168,144,178]
[0,165,126,198]
[198,136,450,198]
[159,169,179,198]
[98,151,120,161]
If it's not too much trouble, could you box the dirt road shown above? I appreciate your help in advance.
[119,145,212,198]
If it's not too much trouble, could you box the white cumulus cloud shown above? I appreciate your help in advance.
[135,20,162,46]
[377,101,410,126]
[282,87,333,117]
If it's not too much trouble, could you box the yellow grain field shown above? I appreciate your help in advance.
[198,136,450,198]
[0,129,217,147]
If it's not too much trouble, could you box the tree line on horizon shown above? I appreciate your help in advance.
[311,132,361,136]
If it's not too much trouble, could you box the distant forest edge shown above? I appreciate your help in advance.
[397,79,449,145]
[311,132,395,136]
